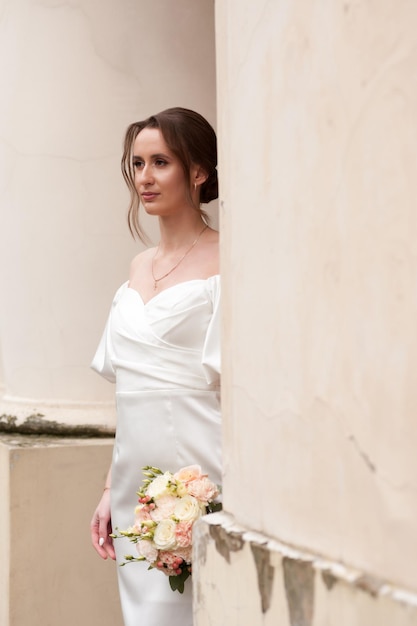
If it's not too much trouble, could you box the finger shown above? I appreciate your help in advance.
[103,520,116,560]
[98,516,115,560]
[97,530,116,560]
[91,515,108,559]
[105,536,116,561]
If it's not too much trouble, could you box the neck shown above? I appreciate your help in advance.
[157,214,207,252]
[151,221,208,290]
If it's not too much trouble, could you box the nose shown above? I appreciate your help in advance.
[139,162,154,186]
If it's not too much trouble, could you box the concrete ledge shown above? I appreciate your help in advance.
[0,396,116,435]
[0,434,123,626]
[193,512,417,626]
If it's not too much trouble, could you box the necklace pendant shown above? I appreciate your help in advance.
[151,223,208,291]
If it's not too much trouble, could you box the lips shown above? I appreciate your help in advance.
[141,192,159,201]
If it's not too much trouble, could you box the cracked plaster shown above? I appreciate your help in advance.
[283,557,315,626]
[251,543,275,614]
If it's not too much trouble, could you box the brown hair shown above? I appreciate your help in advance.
[121,107,218,241]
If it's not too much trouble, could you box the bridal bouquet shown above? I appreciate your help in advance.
[113,465,221,593]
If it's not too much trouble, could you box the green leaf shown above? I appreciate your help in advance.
[169,568,190,594]
[207,501,223,514]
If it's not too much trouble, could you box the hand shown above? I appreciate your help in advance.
[90,489,116,560]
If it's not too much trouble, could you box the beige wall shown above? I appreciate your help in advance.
[0,436,121,626]
[195,0,417,623]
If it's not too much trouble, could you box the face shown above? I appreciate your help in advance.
[132,127,192,217]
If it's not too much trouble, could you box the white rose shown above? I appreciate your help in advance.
[146,472,174,499]
[153,519,178,550]
[136,540,159,564]
[174,495,204,523]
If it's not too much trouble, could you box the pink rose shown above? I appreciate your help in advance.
[136,540,158,564]
[175,521,193,547]
[150,495,177,522]
[174,546,192,564]
[158,550,182,568]
[134,504,152,523]
[187,477,219,504]
[174,465,203,484]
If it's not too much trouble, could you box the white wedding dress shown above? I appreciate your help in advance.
[92,276,222,626]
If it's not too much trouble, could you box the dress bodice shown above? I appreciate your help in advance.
[91,275,221,392]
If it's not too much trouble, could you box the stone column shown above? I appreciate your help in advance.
[0,0,217,433]
[0,1,216,623]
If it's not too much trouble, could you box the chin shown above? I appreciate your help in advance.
[142,203,163,215]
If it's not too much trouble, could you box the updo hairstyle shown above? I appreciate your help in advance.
[121,107,218,241]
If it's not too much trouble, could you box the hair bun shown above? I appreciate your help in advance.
[200,169,218,204]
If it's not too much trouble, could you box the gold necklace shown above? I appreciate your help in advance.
[151,223,208,290]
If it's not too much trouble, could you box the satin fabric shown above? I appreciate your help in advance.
[92,276,221,626]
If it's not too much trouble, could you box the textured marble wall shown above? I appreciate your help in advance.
[0,0,216,429]
[215,0,417,607]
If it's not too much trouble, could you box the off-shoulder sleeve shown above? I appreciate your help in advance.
[90,283,126,383]
[202,275,221,384]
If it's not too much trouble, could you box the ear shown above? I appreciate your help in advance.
[191,164,208,187]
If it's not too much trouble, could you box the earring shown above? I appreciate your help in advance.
[194,183,197,191]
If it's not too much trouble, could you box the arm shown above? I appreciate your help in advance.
[90,466,116,560]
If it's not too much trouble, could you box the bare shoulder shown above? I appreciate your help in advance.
[204,227,219,249]
[206,226,219,243]
[199,227,219,275]
[207,226,219,241]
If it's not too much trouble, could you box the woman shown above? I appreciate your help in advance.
[90,107,221,626]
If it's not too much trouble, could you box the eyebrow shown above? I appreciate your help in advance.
[132,152,172,160]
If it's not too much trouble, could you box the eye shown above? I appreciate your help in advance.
[133,158,144,169]
[155,158,167,167]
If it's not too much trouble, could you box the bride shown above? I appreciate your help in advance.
[90,107,222,626]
